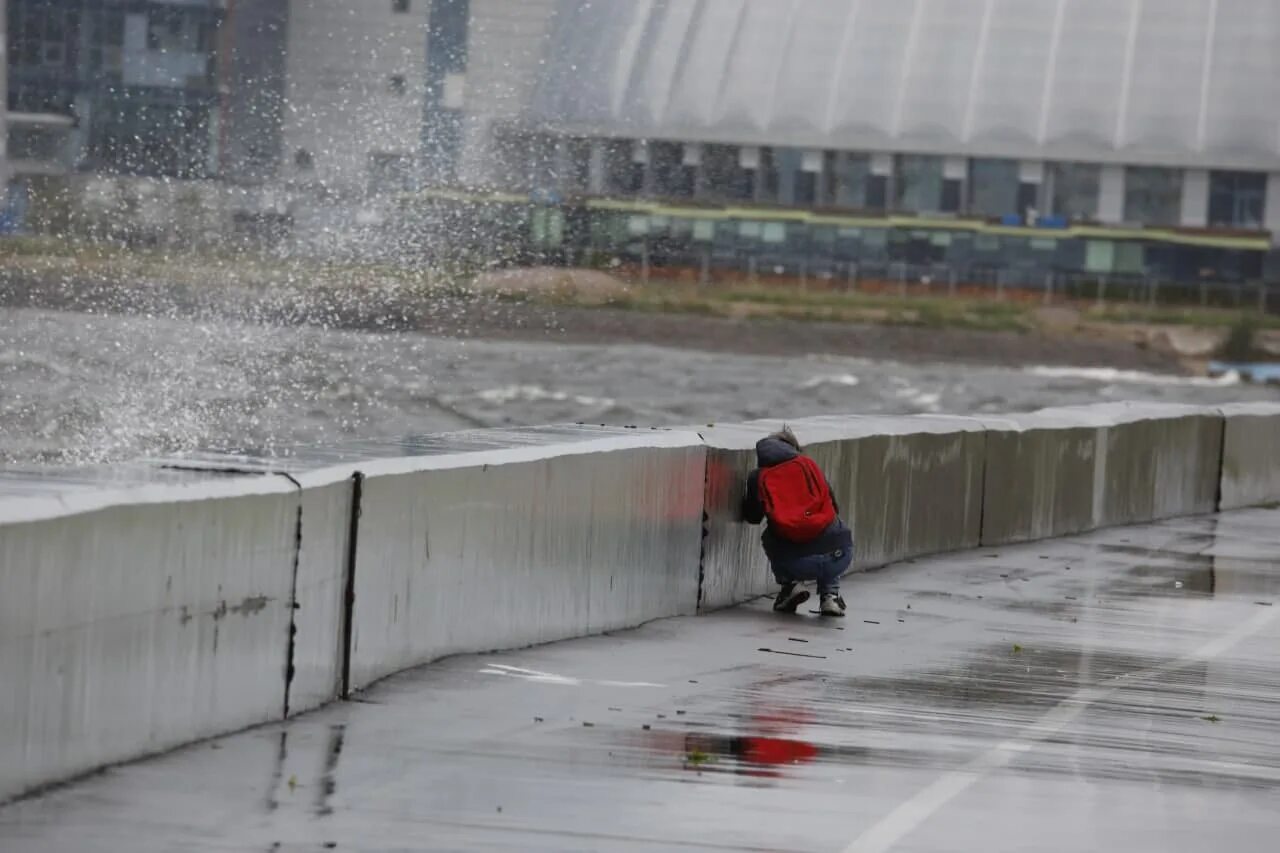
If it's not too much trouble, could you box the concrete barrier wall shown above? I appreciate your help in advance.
[980,411,1104,545]
[699,415,986,611]
[346,433,707,690]
[698,423,780,610]
[820,416,987,569]
[4,403,1278,801]
[287,477,355,715]
[981,404,1224,545]
[1218,403,1280,511]
[1094,404,1223,527]
[0,472,302,802]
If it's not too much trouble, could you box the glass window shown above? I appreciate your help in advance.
[146,16,162,50]
[650,141,692,198]
[601,140,640,196]
[1085,240,1115,273]
[105,12,125,46]
[1017,182,1040,218]
[1124,167,1182,226]
[523,133,559,191]
[865,174,888,210]
[895,155,944,213]
[561,138,591,193]
[1114,242,1144,274]
[1049,162,1101,220]
[861,229,888,249]
[706,144,752,202]
[425,0,470,110]
[795,172,818,206]
[810,226,836,253]
[771,148,803,206]
[531,209,564,246]
[1208,171,1266,229]
[702,144,750,202]
[824,152,871,208]
[758,148,780,202]
[940,180,962,213]
[968,159,1020,217]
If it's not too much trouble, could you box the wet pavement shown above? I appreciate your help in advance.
[3,508,1279,852]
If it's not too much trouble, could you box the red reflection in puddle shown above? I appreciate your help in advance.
[656,707,820,779]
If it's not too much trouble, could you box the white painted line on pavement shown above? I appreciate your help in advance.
[479,664,666,689]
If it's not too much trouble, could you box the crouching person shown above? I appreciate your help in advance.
[742,428,852,617]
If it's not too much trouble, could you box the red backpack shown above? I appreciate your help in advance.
[759,456,837,542]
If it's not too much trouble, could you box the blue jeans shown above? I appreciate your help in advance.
[772,547,852,597]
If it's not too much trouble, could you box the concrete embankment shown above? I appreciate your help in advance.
[2,403,1279,801]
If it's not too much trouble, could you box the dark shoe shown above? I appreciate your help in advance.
[819,594,847,617]
[773,583,811,614]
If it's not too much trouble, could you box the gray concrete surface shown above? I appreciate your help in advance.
[2,507,1279,852]
[1219,403,1280,511]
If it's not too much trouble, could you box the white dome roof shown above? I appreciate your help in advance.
[530,0,1280,171]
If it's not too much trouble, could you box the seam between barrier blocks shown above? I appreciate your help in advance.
[976,430,991,547]
[695,435,710,613]
[340,472,365,700]
[276,472,303,719]
[1212,411,1227,513]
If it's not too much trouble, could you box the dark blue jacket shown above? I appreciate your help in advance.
[741,437,853,566]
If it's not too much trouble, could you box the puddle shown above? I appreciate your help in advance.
[624,706,939,782]
[838,646,1176,715]
[1108,559,1280,600]
[605,646,1206,783]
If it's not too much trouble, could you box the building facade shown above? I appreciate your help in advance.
[8,0,1279,284]
[444,0,1280,285]
[278,0,431,195]
[8,0,225,178]
[219,0,288,184]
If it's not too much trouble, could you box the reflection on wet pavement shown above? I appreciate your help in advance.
[313,726,345,817]
[1,509,1278,851]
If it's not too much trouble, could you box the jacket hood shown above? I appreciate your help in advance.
[756,436,800,467]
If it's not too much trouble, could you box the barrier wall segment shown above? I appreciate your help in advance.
[0,467,302,802]
[1089,404,1223,528]
[161,427,712,708]
[145,453,359,718]
[980,404,1226,545]
[698,422,778,610]
[342,430,708,690]
[980,408,1114,546]
[1217,403,1280,511]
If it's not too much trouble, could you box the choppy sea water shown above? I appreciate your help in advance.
[1,306,1275,466]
